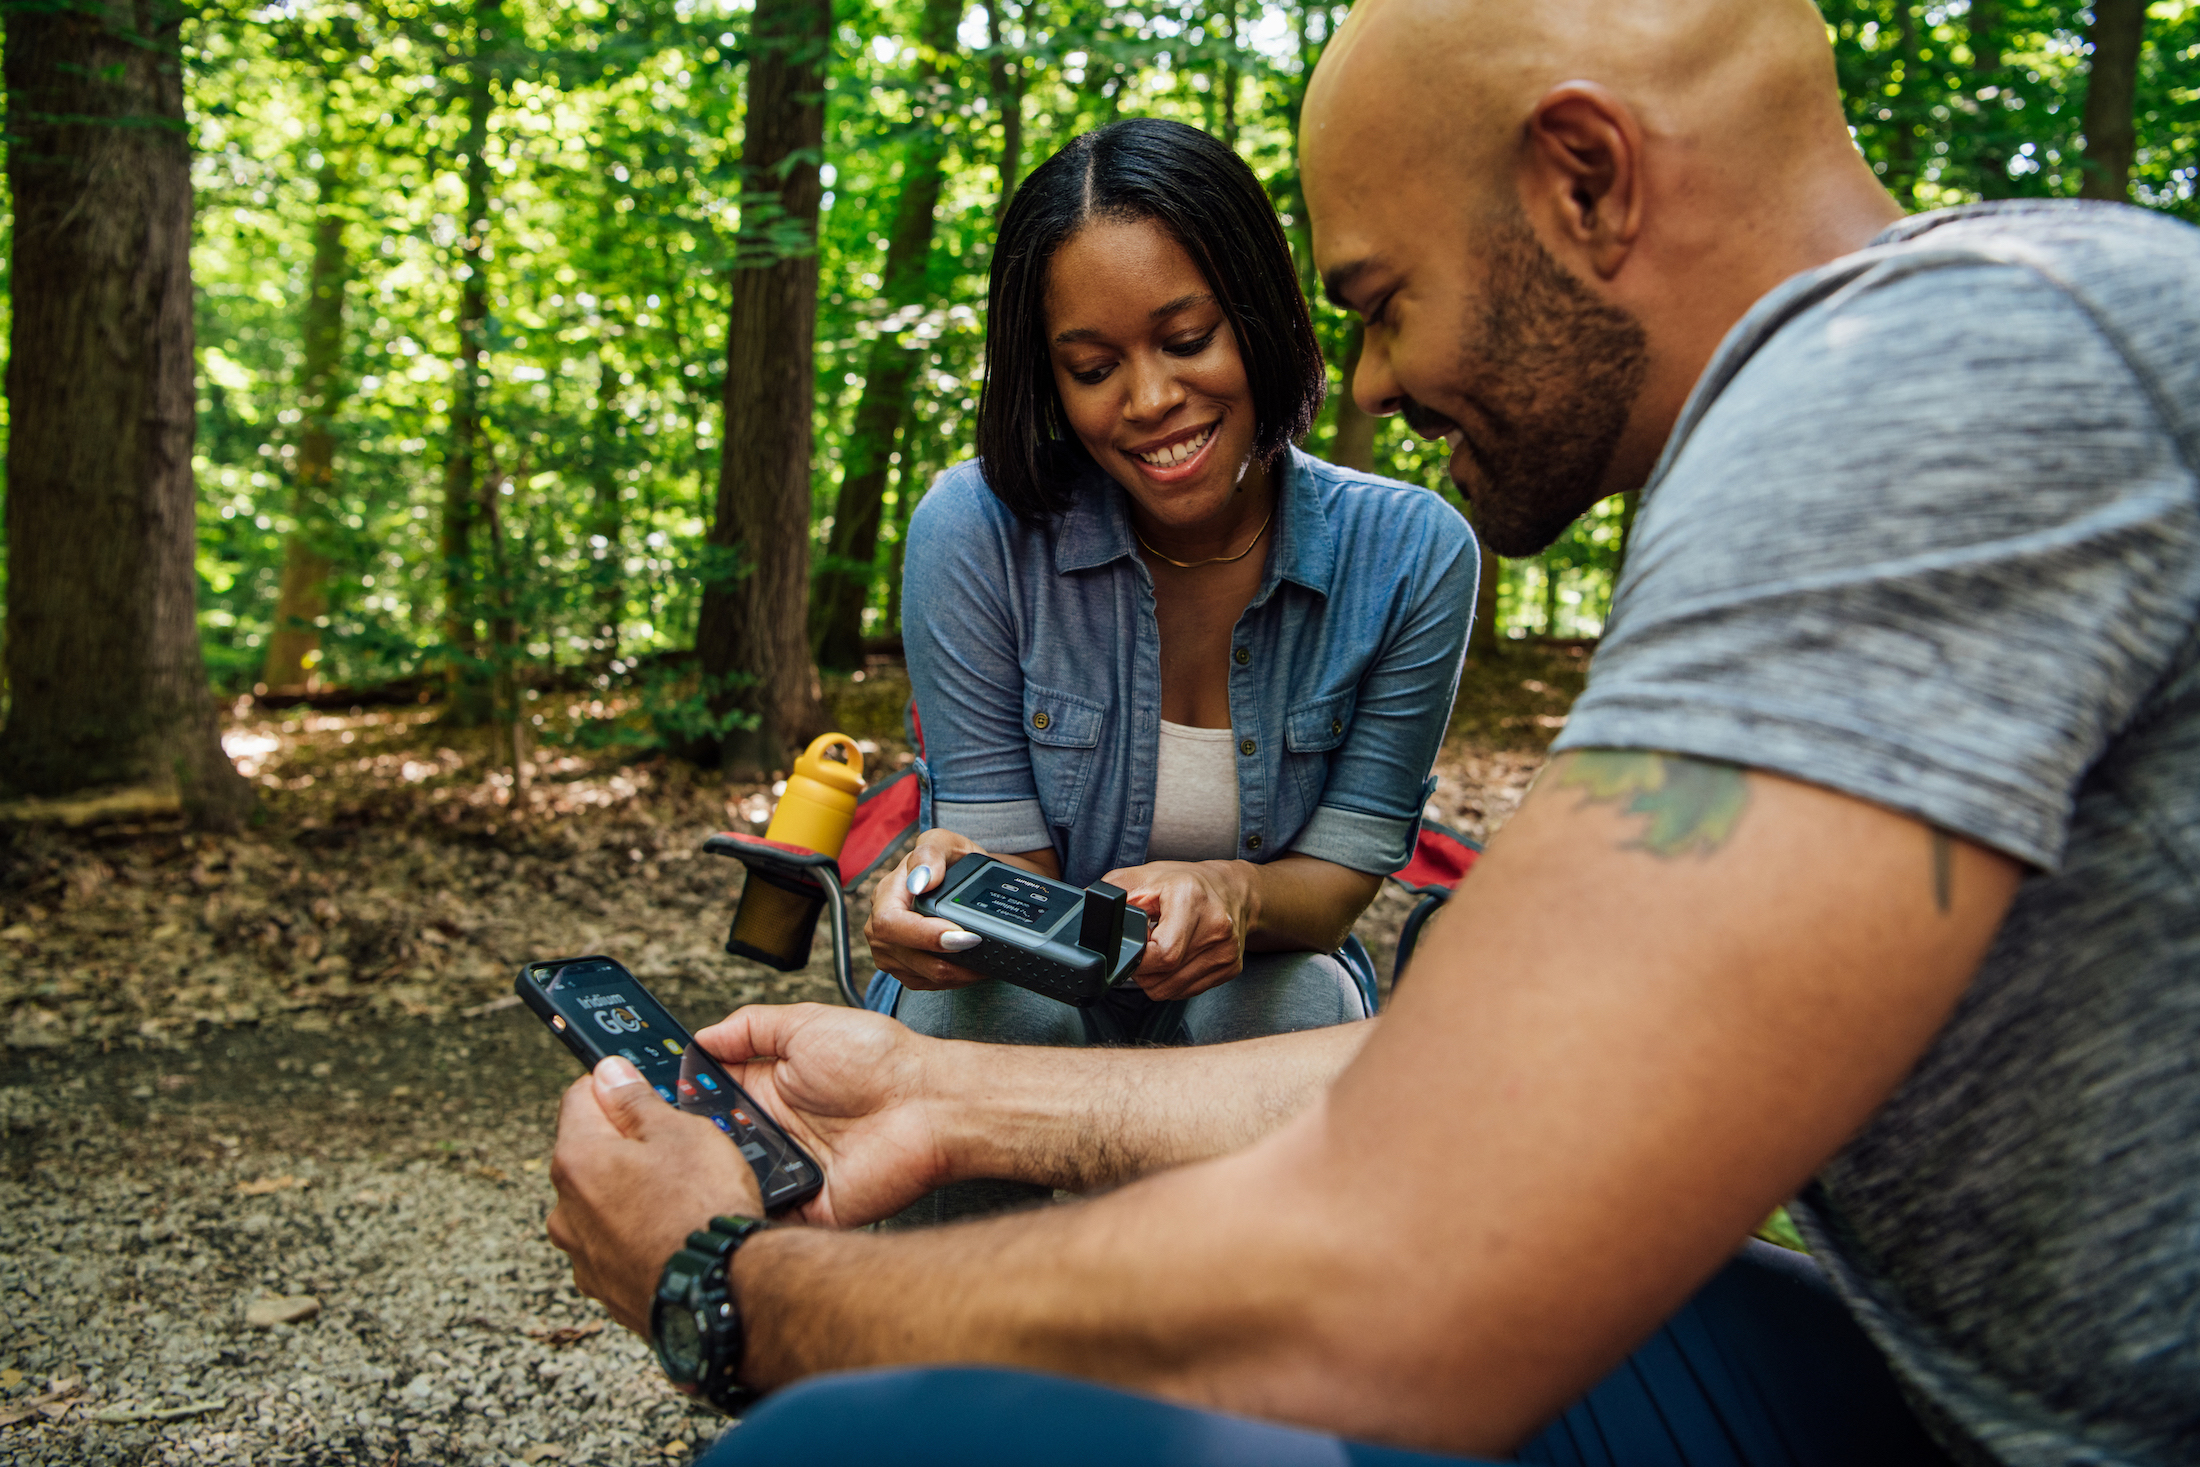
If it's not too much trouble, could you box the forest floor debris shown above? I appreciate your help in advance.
[0,649,1584,1465]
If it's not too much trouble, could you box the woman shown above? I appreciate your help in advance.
[867,119,1476,1217]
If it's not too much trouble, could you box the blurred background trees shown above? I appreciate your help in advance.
[0,0,2193,798]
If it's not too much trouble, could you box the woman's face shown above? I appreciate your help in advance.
[1044,216,1264,533]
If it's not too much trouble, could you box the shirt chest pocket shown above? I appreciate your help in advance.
[1023,682,1108,830]
[1283,692,1356,809]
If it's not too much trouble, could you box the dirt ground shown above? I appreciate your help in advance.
[0,644,1587,1465]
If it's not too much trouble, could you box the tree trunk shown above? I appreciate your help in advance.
[0,0,250,826]
[1965,0,2011,198]
[263,156,349,693]
[695,0,832,776]
[1465,510,1502,662]
[984,0,1023,228]
[483,463,528,784]
[1328,323,1377,472]
[587,355,624,660]
[809,0,961,671]
[440,0,498,724]
[1889,1,1920,205]
[2078,0,2143,202]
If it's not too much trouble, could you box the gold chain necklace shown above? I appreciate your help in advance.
[1133,507,1274,569]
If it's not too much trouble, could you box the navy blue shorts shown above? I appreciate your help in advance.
[701,1241,1952,1467]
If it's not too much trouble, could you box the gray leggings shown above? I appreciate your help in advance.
[887,950,1367,1226]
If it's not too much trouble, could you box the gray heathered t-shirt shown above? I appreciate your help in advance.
[1555,201,2200,1466]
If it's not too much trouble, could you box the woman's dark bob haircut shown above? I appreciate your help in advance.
[976,118,1328,521]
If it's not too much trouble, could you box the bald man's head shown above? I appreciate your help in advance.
[1302,0,1899,552]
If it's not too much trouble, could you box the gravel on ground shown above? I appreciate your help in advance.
[1,653,1578,1465]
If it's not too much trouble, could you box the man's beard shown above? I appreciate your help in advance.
[1407,210,1650,558]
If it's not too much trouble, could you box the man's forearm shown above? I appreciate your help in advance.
[931,1018,1375,1194]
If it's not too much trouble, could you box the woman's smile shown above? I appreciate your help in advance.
[1126,420,1221,475]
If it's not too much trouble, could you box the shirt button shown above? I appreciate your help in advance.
[1032,711,1050,731]
[1330,718,1342,736]
[1244,834,1263,852]
[1239,739,1256,757]
[1233,647,1251,666]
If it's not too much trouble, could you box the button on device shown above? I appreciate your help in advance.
[1032,711,1051,730]
[1244,833,1263,851]
[1233,647,1251,666]
[1239,739,1256,756]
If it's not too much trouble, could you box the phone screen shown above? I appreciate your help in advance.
[533,957,821,1209]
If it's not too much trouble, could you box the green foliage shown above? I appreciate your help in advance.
[3,0,2192,706]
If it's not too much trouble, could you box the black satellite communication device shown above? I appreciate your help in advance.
[911,854,1150,1006]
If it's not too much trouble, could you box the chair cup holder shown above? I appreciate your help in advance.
[725,865,828,972]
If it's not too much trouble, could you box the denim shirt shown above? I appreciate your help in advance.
[902,446,1478,886]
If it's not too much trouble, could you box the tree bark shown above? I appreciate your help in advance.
[984,0,1023,229]
[809,0,961,671]
[695,0,832,775]
[2078,0,2143,202]
[263,156,349,693]
[1965,0,2012,198]
[1328,323,1377,473]
[1464,510,1501,662]
[440,0,498,723]
[587,355,624,660]
[0,0,250,825]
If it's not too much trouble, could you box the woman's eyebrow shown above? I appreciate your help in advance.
[1052,293,1218,346]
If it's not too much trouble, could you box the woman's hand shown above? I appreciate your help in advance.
[867,832,1061,991]
[1103,859,1259,1002]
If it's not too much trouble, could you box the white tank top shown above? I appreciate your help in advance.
[1146,720,1242,863]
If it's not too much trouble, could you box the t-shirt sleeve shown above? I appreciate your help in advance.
[1556,261,2200,870]
[901,469,1053,855]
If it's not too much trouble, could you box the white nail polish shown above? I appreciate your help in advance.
[907,864,932,895]
[940,930,981,952]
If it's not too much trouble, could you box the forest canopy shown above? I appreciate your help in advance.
[1,0,2195,768]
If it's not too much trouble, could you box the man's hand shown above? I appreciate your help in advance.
[695,1004,952,1229]
[1104,860,1254,1001]
[546,1057,763,1335]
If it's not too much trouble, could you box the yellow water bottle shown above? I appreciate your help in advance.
[763,734,866,856]
[727,734,866,969]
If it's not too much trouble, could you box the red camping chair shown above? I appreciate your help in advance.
[702,700,1481,1007]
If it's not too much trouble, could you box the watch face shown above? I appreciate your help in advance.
[658,1302,703,1379]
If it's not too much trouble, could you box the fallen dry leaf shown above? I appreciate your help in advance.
[521,1446,566,1463]
[661,1441,690,1457]
[88,1398,225,1425]
[0,1380,83,1427]
[0,1369,20,1388]
[473,1165,509,1183]
[236,1175,305,1196]
[244,1295,321,1328]
[524,1321,604,1347]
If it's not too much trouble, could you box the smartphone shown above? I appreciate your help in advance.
[515,955,824,1214]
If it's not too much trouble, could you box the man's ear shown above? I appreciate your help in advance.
[1522,82,1642,280]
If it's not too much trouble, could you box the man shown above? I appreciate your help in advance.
[546,0,2200,1461]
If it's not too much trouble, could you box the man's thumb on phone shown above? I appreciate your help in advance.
[591,1056,656,1138]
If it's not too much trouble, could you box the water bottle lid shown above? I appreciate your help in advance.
[792,733,866,794]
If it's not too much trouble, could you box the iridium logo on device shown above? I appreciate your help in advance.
[593,1006,644,1035]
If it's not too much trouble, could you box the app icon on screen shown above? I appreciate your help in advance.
[653,1085,678,1104]
[676,1079,699,1099]
[662,1038,684,1055]
[695,1073,719,1092]
[710,1114,732,1133]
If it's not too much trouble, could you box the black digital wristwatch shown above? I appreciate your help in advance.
[651,1214,768,1414]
